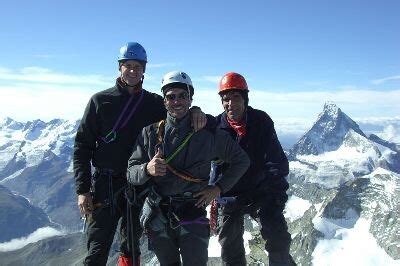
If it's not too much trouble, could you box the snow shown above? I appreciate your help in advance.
[0,169,24,183]
[367,167,400,209]
[243,231,253,255]
[25,121,46,141]
[284,195,312,222]
[312,218,399,266]
[322,102,340,119]
[313,209,360,238]
[208,235,221,257]
[67,160,74,173]
[0,227,64,252]
[208,231,253,258]
[0,141,21,171]
[295,130,384,188]
[289,160,312,170]
[0,118,77,169]
[299,141,378,164]
[378,124,400,144]
[314,202,324,212]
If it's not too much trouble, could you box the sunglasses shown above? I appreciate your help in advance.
[165,92,189,101]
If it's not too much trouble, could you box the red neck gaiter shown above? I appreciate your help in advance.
[227,116,247,137]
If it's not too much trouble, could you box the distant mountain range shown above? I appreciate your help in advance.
[0,102,398,265]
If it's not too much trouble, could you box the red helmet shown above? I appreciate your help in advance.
[219,72,248,94]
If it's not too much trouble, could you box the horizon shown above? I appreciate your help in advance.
[2,100,399,150]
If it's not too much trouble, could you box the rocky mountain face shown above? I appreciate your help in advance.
[290,102,366,157]
[0,117,80,231]
[0,102,399,265]
[283,103,400,265]
[0,185,51,242]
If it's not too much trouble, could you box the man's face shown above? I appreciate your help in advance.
[120,60,144,86]
[164,88,192,119]
[221,91,245,122]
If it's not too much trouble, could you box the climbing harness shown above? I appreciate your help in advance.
[155,120,205,183]
[160,192,209,229]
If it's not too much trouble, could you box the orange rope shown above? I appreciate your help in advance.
[165,164,205,183]
[155,119,204,183]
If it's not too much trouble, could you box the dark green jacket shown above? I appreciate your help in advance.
[127,113,250,196]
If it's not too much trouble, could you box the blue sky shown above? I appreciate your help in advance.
[0,0,399,131]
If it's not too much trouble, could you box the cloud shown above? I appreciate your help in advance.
[379,124,400,143]
[355,116,400,125]
[0,66,112,86]
[0,227,64,252]
[193,88,400,121]
[1,66,399,125]
[0,82,98,122]
[371,75,400,85]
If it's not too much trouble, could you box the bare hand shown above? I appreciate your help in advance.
[78,192,93,215]
[194,186,221,207]
[146,148,167,176]
[190,107,207,132]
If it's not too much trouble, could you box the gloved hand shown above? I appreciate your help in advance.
[139,197,156,229]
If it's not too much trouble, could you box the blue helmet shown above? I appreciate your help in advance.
[118,42,147,63]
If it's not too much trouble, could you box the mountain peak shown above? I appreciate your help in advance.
[290,102,367,157]
[0,117,24,130]
[322,101,341,119]
[0,117,15,126]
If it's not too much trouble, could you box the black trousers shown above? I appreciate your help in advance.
[148,220,209,266]
[218,195,292,266]
[146,200,210,266]
[83,173,142,266]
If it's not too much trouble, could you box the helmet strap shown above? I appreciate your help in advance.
[187,84,191,100]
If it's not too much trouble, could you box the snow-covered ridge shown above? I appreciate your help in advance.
[290,129,389,188]
[0,117,79,174]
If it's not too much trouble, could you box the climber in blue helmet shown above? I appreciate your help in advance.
[74,42,208,266]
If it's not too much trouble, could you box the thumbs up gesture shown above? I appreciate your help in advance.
[146,148,167,176]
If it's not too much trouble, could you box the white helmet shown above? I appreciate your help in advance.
[161,71,194,97]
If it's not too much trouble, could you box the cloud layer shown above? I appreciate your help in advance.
[1,66,399,127]
[371,75,400,85]
[0,227,64,252]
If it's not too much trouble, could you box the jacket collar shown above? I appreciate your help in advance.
[220,106,260,129]
[115,77,143,96]
[166,112,190,129]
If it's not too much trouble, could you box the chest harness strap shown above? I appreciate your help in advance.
[156,120,204,183]
[100,89,144,143]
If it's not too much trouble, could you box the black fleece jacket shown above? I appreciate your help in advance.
[73,79,165,194]
[216,106,289,198]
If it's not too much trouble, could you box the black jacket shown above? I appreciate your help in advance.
[73,79,165,194]
[216,106,289,198]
